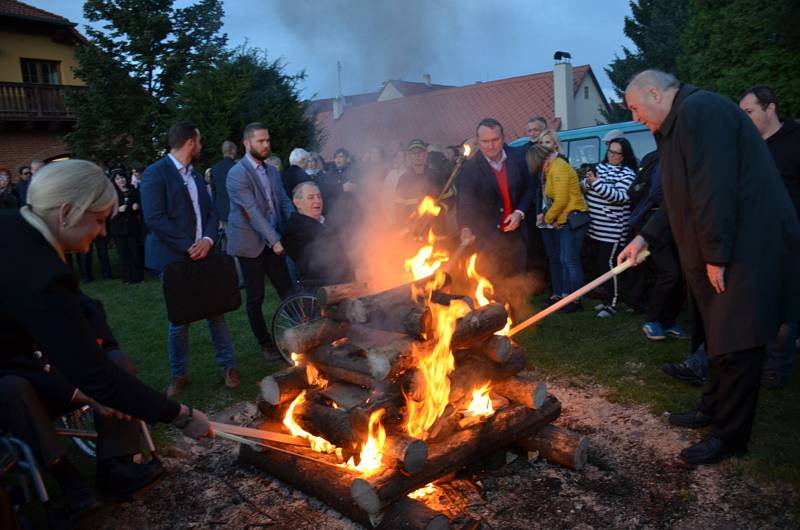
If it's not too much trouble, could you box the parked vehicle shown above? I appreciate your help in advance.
[511,121,656,166]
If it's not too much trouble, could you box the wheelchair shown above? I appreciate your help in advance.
[55,405,157,460]
[270,279,324,363]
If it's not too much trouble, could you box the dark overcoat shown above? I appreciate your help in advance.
[641,85,800,357]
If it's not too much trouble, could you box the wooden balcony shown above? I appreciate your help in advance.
[0,82,77,121]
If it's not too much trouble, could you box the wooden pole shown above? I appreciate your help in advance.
[508,250,650,337]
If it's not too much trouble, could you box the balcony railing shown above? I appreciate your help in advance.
[0,82,77,120]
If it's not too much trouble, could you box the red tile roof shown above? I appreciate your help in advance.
[384,79,454,97]
[313,65,594,158]
[0,0,73,25]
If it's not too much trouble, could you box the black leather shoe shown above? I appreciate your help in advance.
[668,410,712,429]
[679,437,744,466]
[662,361,706,386]
[96,457,165,501]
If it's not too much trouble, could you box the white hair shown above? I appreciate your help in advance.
[289,148,311,166]
[627,69,680,93]
[292,180,319,200]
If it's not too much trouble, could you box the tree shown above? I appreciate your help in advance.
[679,0,800,117]
[65,0,227,166]
[173,47,317,164]
[603,0,689,121]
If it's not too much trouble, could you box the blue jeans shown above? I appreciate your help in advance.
[539,227,562,297]
[167,316,237,378]
[686,343,709,379]
[558,222,588,295]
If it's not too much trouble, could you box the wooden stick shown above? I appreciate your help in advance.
[210,421,310,447]
[508,250,650,336]
[217,430,356,472]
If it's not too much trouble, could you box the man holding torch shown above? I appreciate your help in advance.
[618,70,800,467]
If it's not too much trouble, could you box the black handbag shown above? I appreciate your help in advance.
[162,253,241,325]
[567,210,590,230]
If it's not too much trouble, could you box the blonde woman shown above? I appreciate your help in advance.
[0,160,210,518]
[537,129,563,154]
[527,144,589,312]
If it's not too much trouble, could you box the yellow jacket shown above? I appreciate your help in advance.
[543,156,588,225]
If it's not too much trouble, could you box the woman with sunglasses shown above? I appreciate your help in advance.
[582,137,638,317]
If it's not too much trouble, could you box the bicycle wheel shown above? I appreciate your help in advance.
[271,294,321,363]
[58,405,97,458]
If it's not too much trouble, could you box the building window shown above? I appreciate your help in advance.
[20,59,62,85]
[584,86,589,99]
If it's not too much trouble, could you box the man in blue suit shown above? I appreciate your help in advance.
[457,118,537,281]
[140,122,239,397]
[226,122,296,361]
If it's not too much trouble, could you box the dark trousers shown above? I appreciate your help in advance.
[114,235,144,283]
[0,350,142,467]
[82,236,113,281]
[698,346,765,450]
[238,246,295,346]
[645,240,684,326]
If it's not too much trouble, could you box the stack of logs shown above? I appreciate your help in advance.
[244,277,587,529]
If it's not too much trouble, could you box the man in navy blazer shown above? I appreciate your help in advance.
[226,122,296,361]
[140,122,239,397]
[457,118,537,281]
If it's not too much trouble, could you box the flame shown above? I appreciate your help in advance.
[405,229,448,281]
[346,409,386,474]
[465,384,494,417]
[466,254,512,335]
[290,352,301,366]
[463,143,472,158]
[416,196,441,217]
[408,482,438,500]
[405,299,471,438]
[283,391,337,454]
[306,363,328,388]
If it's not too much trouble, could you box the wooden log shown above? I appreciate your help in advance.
[376,498,449,530]
[350,398,561,517]
[451,303,508,349]
[295,399,360,456]
[317,281,371,306]
[383,433,428,475]
[310,341,389,387]
[278,318,349,355]
[258,366,309,407]
[516,424,588,471]
[491,375,547,409]
[429,291,474,310]
[320,383,371,410]
[448,348,527,405]
[477,335,511,363]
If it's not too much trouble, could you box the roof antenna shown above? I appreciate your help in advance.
[337,60,343,98]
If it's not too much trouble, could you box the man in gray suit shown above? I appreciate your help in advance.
[226,122,296,361]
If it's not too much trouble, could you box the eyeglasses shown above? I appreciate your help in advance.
[607,150,624,156]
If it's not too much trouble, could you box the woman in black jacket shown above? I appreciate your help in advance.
[110,169,145,283]
[0,160,211,520]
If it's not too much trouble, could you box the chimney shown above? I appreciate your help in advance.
[333,95,345,120]
[422,73,432,87]
[553,51,575,131]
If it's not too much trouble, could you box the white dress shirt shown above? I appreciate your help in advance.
[168,153,210,244]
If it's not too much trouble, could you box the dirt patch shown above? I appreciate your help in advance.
[82,377,797,529]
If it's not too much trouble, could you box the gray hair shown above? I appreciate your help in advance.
[221,140,237,157]
[626,69,680,93]
[292,180,319,200]
[289,148,310,166]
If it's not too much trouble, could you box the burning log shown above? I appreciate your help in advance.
[516,424,588,471]
[257,366,309,411]
[448,348,527,405]
[310,342,390,387]
[319,383,371,410]
[317,281,371,306]
[429,291,474,309]
[376,498,449,530]
[295,398,360,456]
[451,303,508,349]
[477,334,511,363]
[491,375,548,409]
[348,399,561,519]
[383,434,429,475]
[278,318,349,355]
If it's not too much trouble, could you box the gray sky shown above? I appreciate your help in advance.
[35,0,634,100]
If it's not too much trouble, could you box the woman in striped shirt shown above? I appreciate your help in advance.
[582,138,638,317]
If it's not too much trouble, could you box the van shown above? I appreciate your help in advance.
[510,121,656,167]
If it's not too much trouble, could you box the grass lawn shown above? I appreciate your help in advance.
[81,267,800,497]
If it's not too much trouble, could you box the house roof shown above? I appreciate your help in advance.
[382,79,454,98]
[0,0,87,43]
[313,65,596,158]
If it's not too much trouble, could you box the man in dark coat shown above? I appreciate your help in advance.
[281,147,312,197]
[457,118,537,281]
[283,181,352,285]
[620,70,800,466]
[209,140,238,229]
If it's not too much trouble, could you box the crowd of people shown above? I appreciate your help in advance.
[1,68,798,522]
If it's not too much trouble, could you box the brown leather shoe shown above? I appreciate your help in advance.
[165,376,187,398]
[224,367,240,389]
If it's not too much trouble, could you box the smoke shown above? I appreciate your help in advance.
[272,0,460,95]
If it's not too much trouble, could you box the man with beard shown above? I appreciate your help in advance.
[226,122,296,361]
[619,70,800,466]
[141,122,239,397]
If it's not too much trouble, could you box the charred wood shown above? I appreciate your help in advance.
[375,497,450,530]
[491,375,547,409]
[317,281,371,306]
[278,318,349,355]
[516,424,588,471]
